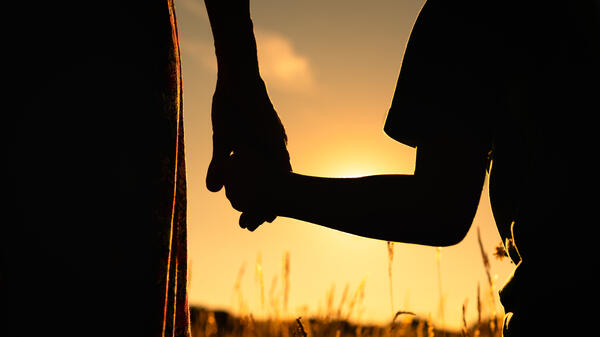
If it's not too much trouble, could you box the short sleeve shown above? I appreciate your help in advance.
[384,0,498,148]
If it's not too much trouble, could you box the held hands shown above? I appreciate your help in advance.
[206,75,291,230]
[224,149,287,231]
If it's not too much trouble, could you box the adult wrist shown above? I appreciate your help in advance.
[215,45,260,80]
[212,18,261,79]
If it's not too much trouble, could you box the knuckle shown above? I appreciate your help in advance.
[230,199,244,212]
[225,190,242,211]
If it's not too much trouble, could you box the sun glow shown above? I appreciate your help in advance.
[316,150,412,179]
[337,167,377,178]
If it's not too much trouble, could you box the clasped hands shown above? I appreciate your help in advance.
[206,75,291,231]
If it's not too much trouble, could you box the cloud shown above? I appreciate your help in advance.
[177,0,316,94]
[255,29,315,92]
[177,0,209,21]
[180,39,218,73]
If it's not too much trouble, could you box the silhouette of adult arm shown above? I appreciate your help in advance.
[226,133,490,246]
[204,0,291,227]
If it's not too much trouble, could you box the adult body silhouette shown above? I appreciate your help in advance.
[206,1,599,336]
[5,1,189,336]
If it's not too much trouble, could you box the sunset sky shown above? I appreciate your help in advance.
[177,0,515,331]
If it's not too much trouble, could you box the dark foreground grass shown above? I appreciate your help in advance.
[189,306,502,337]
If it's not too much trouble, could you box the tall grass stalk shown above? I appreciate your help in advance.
[476,282,481,337]
[337,283,350,319]
[435,247,445,332]
[461,299,470,337]
[476,227,498,335]
[427,313,435,337]
[387,241,395,317]
[283,251,291,314]
[326,283,336,320]
[296,317,308,337]
[234,262,247,314]
[269,274,280,318]
[256,252,265,311]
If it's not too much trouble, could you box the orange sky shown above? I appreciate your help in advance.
[177,0,514,331]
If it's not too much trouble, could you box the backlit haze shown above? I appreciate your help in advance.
[178,0,514,331]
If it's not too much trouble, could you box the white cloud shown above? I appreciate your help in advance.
[180,39,217,73]
[255,29,315,92]
[178,2,316,94]
[177,0,209,21]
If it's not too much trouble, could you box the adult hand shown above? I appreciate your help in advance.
[224,150,287,231]
[206,75,291,229]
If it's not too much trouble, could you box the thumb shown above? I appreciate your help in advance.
[206,135,232,192]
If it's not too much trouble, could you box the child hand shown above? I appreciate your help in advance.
[224,150,286,231]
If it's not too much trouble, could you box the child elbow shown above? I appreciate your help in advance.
[434,216,473,247]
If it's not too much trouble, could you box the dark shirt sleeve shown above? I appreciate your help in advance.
[384,0,498,148]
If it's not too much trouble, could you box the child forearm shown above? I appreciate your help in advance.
[273,172,480,246]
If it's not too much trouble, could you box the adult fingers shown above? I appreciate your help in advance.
[206,135,232,192]
[239,212,266,232]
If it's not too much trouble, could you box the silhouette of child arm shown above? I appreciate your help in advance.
[226,133,490,246]
[204,0,291,227]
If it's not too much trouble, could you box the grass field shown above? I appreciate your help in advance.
[189,306,502,337]
[190,228,506,337]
